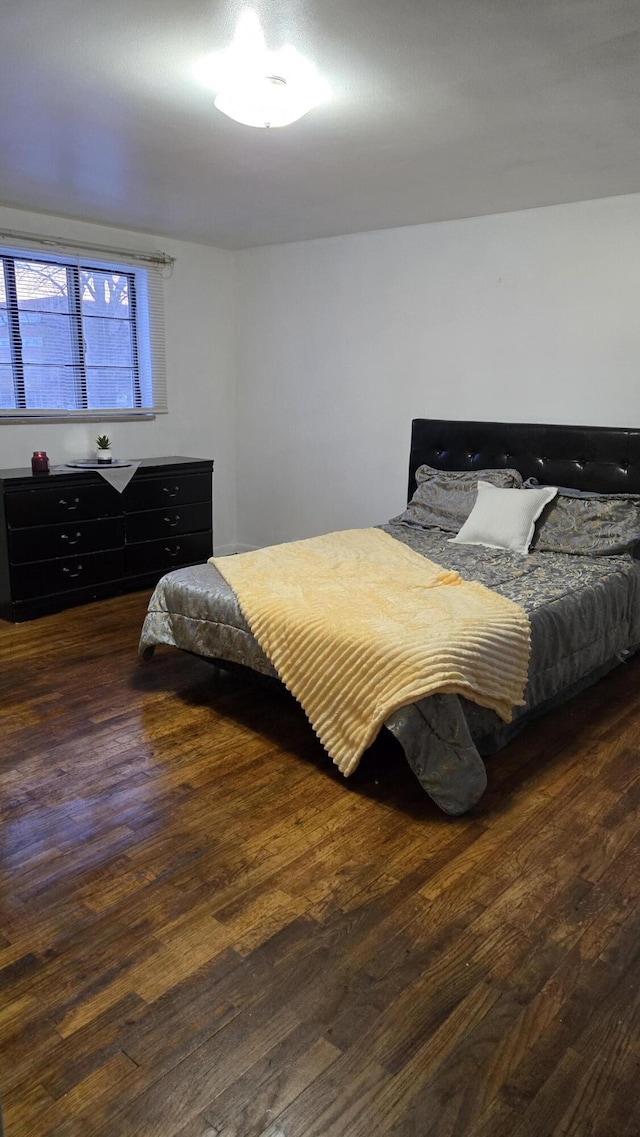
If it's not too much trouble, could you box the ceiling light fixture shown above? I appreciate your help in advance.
[194,10,330,128]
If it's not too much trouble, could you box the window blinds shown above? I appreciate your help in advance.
[0,232,171,419]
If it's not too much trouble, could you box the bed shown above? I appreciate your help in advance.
[139,418,640,814]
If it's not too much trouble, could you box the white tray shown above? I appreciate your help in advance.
[65,459,132,469]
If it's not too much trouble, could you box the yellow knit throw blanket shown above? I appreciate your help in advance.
[210,529,530,775]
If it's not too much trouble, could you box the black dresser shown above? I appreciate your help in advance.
[0,457,213,622]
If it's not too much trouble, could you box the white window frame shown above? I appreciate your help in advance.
[0,232,171,423]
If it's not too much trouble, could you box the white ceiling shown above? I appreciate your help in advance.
[2,0,640,249]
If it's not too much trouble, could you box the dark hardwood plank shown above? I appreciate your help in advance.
[2,591,640,1135]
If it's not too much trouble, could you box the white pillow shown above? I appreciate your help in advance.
[449,481,558,555]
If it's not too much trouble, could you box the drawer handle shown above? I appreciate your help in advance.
[163,514,181,527]
[59,497,81,511]
[60,531,82,545]
[164,544,182,558]
[162,485,180,498]
[62,564,84,579]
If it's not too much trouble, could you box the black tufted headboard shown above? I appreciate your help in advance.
[408,419,640,500]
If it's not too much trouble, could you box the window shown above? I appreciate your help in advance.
[0,243,168,420]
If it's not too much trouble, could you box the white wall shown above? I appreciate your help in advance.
[0,205,237,553]
[235,193,640,550]
[8,192,640,557]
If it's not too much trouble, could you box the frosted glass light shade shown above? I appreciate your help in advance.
[194,10,330,128]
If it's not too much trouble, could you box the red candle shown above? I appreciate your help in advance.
[31,451,50,474]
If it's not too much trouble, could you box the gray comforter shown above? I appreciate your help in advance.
[139,523,640,814]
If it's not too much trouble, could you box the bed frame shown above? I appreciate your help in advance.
[409,419,640,499]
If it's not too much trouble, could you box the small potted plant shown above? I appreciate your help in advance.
[96,434,112,463]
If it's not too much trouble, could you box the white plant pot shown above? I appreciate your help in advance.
[96,448,112,463]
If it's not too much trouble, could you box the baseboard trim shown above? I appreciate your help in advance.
[212,543,260,556]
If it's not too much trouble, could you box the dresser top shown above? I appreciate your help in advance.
[0,456,213,486]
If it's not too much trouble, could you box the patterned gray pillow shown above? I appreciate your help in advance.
[524,477,599,499]
[531,491,640,555]
[391,464,524,533]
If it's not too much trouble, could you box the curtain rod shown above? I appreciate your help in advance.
[0,227,175,268]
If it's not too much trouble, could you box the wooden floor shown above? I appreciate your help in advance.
[2,593,640,1137]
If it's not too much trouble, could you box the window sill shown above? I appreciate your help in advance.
[0,413,157,425]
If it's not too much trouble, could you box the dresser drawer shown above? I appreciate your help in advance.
[6,482,120,528]
[10,549,125,600]
[123,472,211,512]
[125,531,213,576]
[125,501,212,542]
[9,517,125,564]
